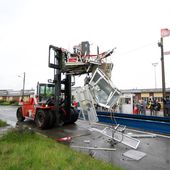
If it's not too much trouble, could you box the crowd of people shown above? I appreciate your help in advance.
[133,99,161,116]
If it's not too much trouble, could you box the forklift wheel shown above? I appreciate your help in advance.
[35,109,49,129]
[16,107,25,122]
[70,108,79,123]
[47,110,56,128]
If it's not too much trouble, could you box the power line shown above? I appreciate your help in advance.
[116,41,157,57]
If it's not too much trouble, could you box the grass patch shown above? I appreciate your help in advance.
[0,128,123,170]
[0,119,7,127]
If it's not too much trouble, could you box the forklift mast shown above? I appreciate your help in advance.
[48,45,72,118]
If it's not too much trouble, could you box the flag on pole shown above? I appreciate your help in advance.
[164,51,170,55]
[161,28,170,37]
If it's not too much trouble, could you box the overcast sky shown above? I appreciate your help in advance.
[1,0,170,90]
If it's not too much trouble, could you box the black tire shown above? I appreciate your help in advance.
[47,110,56,128]
[16,107,25,122]
[69,108,79,124]
[35,109,49,129]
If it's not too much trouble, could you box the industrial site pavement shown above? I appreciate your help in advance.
[0,106,170,170]
[17,119,170,170]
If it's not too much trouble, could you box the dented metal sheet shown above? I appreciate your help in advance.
[89,127,140,149]
[123,149,146,160]
[74,85,98,122]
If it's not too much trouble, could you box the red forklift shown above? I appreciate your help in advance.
[16,45,82,129]
[16,42,115,129]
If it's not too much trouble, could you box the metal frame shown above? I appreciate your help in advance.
[89,68,121,109]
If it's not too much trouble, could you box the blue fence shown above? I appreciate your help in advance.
[97,111,170,134]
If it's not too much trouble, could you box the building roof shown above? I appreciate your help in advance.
[121,88,170,94]
[0,89,34,97]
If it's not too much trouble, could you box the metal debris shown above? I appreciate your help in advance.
[89,127,140,149]
[84,140,90,143]
[127,133,157,138]
[123,149,146,160]
[71,145,116,151]
[56,136,72,142]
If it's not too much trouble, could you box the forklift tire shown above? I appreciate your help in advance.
[46,110,56,128]
[16,107,25,122]
[69,108,79,124]
[35,109,49,129]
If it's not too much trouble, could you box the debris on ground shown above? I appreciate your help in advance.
[56,136,72,142]
[123,149,146,161]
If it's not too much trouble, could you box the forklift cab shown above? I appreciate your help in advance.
[37,83,55,103]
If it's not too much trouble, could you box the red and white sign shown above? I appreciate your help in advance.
[161,28,170,37]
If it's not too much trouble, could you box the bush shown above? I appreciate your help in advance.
[0,100,5,104]
[0,101,11,105]
[0,100,18,106]
[9,100,19,106]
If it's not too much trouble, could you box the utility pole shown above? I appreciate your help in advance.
[18,72,25,100]
[22,72,25,99]
[158,37,166,116]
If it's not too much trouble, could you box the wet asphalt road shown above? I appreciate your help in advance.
[0,106,17,126]
[0,106,170,170]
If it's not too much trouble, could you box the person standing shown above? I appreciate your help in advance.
[143,100,147,115]
[148,99,154,116]
[154,100,161,116]
[163,97,170,117]
[133,104,139,114]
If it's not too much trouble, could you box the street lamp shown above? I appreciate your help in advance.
[18,72,25,99]
[152,63,158,88]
